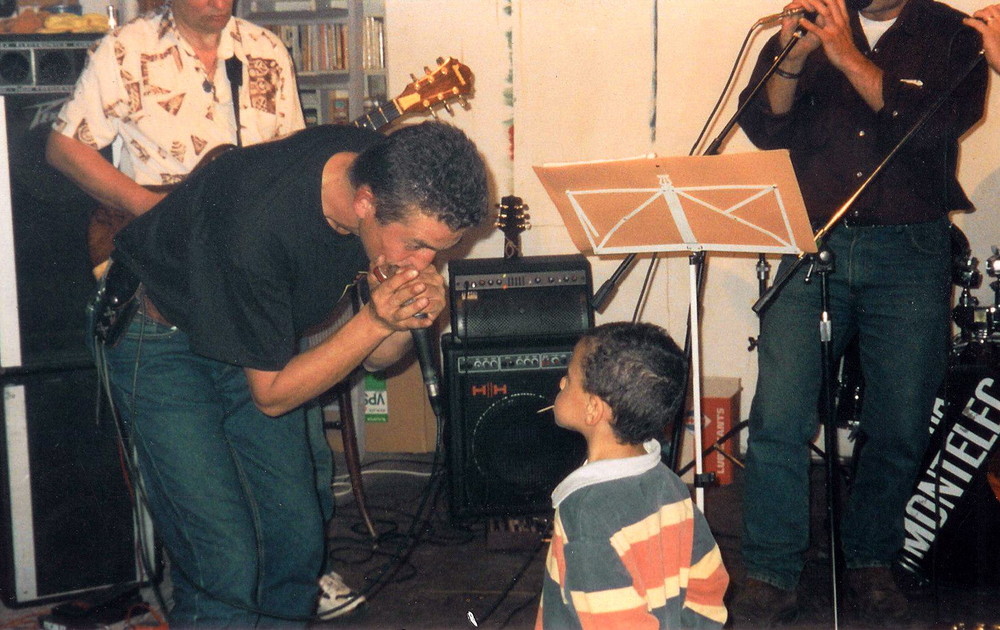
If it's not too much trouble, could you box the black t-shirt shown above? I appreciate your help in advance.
[114,125,382,370]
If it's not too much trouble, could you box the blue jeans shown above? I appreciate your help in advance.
[742,218,951,590]
[101,312,325,627]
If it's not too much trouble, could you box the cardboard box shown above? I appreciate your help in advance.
[325,354,437,454]
[678,377,741,485]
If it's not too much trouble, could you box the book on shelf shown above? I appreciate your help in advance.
[265,23,348,73]
[328,90,350,125]
[301,89,321,126]
[362,15,384,70]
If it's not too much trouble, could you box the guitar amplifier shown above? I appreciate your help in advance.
[449,254,594,340]
[443,333,587,518]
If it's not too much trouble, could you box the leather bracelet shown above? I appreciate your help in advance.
[774,66,803,80]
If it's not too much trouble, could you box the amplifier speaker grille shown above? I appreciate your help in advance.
[0,36,99,93]
[444,334,587,519]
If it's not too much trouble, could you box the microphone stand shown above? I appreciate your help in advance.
[590,25,813,474]
[594,23,814,480]
[662,25,811,475]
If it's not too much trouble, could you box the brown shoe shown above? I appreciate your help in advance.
[846,567,910,626]
[730,578,798,627]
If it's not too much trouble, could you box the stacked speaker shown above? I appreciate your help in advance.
[444,254,594,519]
[0,35,154,608]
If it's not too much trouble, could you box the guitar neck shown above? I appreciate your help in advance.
[504,234,521,260]
[351,100,403,132]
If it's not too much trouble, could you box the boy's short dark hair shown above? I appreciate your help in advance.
[579,322,687,444]
[350,121,489,231]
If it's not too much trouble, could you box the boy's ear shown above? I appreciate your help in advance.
[585,393,612,426]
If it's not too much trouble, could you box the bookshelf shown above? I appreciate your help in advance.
[240,0,385,126]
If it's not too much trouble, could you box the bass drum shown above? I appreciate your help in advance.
[896,338,1000,585]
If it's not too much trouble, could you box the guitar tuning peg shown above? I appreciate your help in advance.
[442,102,453,114]
[436,56,444,65]
[410,73,417,82]
[429,108,439,119]
[457,95,469,108]
[424,66,432,75]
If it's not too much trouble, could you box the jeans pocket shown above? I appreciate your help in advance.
[121,312,179,341]
[904,218,949,256]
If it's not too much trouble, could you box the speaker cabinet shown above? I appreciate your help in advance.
[449,254,593,340]
[0,88,101,372]
[0,50,153,607]
[444,334,587,519]
[0,370,154,607]
[0,35,98,93]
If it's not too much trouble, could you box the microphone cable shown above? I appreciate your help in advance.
[689,19,767,157]
[632,16,764,321]
[626,15,770,323]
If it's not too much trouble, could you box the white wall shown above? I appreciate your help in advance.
[387,0,1000,419]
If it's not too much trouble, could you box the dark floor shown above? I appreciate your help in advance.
[3,450,1000,629]
[315,452,1000,630]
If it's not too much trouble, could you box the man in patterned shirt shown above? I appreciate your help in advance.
[536,322,729,629]
[46,0,303,223]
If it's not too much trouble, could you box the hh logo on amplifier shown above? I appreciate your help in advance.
[470,383,508,397]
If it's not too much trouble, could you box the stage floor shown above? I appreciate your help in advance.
[3,451,999,629]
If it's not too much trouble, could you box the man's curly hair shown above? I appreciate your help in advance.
[579,322,687,445]
[349,121,489,231]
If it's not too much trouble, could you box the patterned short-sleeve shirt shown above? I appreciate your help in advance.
[52,9,305,185]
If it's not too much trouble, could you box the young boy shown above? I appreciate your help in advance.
[536,322,729,629]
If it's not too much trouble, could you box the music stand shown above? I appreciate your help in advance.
[534,149,815,510]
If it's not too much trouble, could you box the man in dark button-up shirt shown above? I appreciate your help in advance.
[731,0,986,626]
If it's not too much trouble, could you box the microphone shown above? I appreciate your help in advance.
[756,8,809,26]
[372,265,443,418]
[756,0,872,26]
[410,324,443,419]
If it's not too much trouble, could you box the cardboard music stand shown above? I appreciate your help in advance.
[534,150,815,510]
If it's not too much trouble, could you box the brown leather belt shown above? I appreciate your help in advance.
[141,291,173,327]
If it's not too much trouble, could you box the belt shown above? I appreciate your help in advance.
[839,212,892,228]
[840,216,933,229]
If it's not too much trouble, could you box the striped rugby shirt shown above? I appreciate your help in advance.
[536,440,728,629]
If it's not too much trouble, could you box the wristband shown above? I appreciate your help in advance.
[774,66,803,80]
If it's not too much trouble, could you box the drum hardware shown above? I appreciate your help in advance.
[950,222,981,290]
[952,241,1000,347]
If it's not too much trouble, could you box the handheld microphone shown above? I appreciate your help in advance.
[409,324,443,419]
[756,0,873,26]
[372,265,444,419]
[756,8,809,26]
